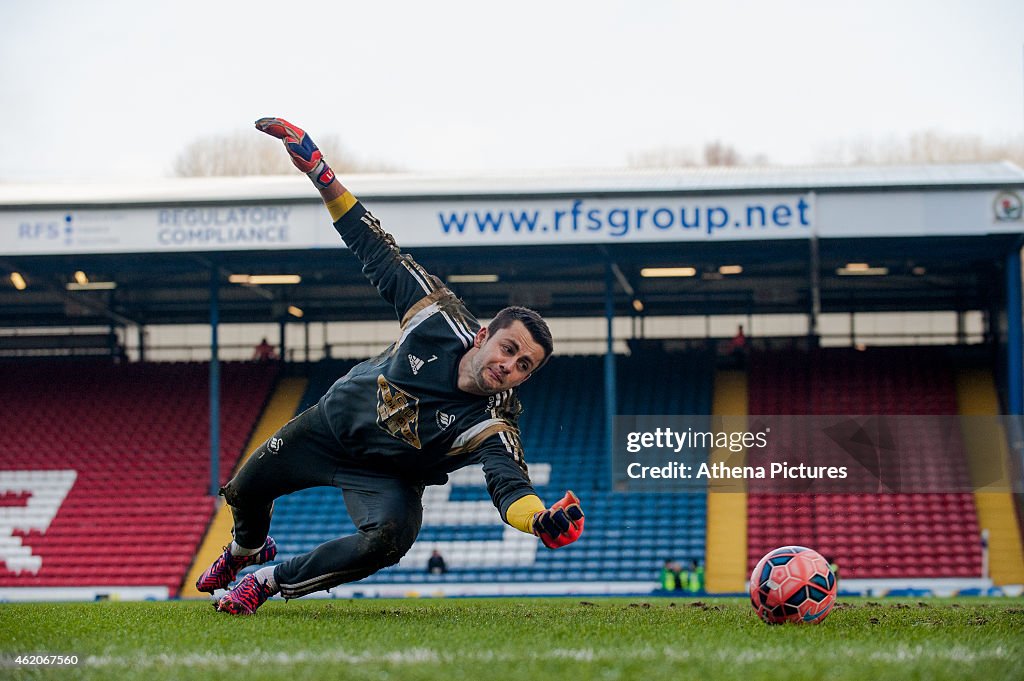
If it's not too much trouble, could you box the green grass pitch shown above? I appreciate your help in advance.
[2,597,1022,680]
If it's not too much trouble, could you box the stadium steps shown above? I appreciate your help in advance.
[180,376,308,598]
[955,368,1024,585]
[704,370,748,593]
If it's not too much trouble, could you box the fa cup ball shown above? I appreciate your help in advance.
[750,546,837,624]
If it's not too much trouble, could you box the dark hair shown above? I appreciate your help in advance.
[487,306,553,370]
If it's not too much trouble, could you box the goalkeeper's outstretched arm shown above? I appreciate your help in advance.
[255,116,445,323]
[255,117,346,204]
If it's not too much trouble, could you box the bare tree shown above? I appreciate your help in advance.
[815,131,1024,167]
[702,140,742,166]
[632,131,1023,171]
[173,131,398,177]
[629,140,768,169]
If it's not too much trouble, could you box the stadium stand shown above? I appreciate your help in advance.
[746,348,983,579]
[242,351,713,587]
[0,360,278,592]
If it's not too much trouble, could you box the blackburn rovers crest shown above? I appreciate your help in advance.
[994,191,1022,222]
[376,375,422,449]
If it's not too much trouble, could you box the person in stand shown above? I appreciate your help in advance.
[427,549,448,575]
[659,559,682,591]
[729,325,748,368]
[196,117,584,615]
[252,337,278,362]
[686,559,705,593]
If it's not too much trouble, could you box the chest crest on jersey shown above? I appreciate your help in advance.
[376,375,422,449]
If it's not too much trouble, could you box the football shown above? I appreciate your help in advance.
[750,546,837,624]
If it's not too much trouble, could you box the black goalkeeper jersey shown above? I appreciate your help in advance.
[318,199,536,520]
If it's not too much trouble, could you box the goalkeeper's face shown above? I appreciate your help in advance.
[461,321,546,396]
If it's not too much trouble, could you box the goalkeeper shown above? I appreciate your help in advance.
[197,117,585,615]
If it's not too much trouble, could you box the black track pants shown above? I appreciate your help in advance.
[219,404,423,598]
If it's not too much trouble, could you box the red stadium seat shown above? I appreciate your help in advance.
[746,349,982,579]
[0,360,278,592]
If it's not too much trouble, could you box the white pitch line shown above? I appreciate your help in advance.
[80,645,1014,669]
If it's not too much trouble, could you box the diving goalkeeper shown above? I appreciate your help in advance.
[196,117,585,615]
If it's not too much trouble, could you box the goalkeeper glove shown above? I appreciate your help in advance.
[532,491,584,549]
[254,117,335,189]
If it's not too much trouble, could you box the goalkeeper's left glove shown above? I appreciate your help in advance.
[254,116,335,189]
[533,491,584,549]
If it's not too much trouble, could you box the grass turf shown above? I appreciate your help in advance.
[2,597,1022,680]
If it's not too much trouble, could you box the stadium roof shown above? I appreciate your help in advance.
[1,162,1022,206]
[1,163,1022,329]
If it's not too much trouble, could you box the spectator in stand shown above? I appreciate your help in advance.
[659,559,682,591]
[252,337,278,362]
[427,549,448,575]
[729,325,748,368]
[685,559,705,593]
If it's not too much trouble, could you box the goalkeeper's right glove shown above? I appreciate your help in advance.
[254,116,335,189]
[532,491,584,549]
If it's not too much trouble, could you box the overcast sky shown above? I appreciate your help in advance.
[1,0,1022,182]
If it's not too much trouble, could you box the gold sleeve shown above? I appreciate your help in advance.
[325,191,359,222]
[505,494,545,534]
